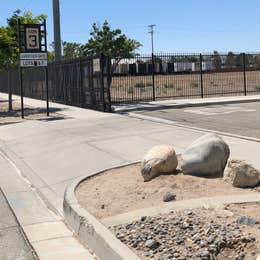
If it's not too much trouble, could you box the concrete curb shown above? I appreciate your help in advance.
[113,95,260,113]
[63,162,141,260]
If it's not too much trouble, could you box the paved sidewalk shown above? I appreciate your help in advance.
[1,93,260,258]
[0,188,36,259]
[0,147,95,259]
[113,94,260,112]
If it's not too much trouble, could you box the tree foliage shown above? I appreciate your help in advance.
[62,41,84,59]
[212,51,222,70]
[0,10,46,70]
[82,21,142,59]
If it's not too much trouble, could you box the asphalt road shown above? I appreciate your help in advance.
[0,189,36,260]
[136,101,260,139]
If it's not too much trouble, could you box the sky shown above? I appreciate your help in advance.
[1,0,260,54]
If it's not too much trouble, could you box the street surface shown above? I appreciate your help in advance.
[134,102,260,139]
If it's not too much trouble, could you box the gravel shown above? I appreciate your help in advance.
[111,209,260,260]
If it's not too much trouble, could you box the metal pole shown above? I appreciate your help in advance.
[19,68,24,118]
[148,24,156,101]
[18,19,24,118]
[45,67,49,116]
[52,0,62,62]
[8,70,12,111]
[199,54,204,98]
[243,53,247,96]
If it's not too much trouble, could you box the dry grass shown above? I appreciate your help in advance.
[111,71,260,101]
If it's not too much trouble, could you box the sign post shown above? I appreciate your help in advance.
[18,19,49,118]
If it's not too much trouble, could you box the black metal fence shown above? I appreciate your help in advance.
[111,53,260,103]
[2,53,260,109]
[0,55,111,112]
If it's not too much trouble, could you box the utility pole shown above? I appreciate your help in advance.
[148,24,156,101]
[52,0,62,62]
[148,24,156,55]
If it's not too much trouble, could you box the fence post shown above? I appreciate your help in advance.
[199,53,204,98]
[78,58,84,107]
[100,54,106,112]
[152,53,155,101]
[8,70,12,111]
[243,53,247,96]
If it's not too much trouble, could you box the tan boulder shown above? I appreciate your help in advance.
[141,145,178,181]
[224,159,260,188]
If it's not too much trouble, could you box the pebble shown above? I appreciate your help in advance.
[111,209,257,259]
[144,239,160,250]
[236,216,257,225]
[163,192,176,202]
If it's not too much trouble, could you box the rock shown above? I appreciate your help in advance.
[236,216,257,225]
[224,159,260,188]
[181,133,230,177]
[163,192,176,202]
[141,145,178,181]
[144,239,160,250]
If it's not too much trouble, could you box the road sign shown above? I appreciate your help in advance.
[20,59,47,67]
[18,19,49,118]
[20,53,47,60]
[25,26,40,51]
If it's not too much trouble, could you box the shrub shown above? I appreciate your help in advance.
[135,82,145,88]
[146,82,153,87]
[128,87,134,94]
[164,84,175,89]
[176,87,182,91]
[190,81,199,88]
[255,85,260,92]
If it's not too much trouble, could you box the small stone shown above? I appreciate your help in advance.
[101,204,105,209]
[144,239,160,250]
[236,216,257,225]
[141,216,147,222]
[163,192,176,202]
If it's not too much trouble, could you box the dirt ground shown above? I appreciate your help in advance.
[75,162,260,219]
[111,71,260,102]
[0,98,65,126]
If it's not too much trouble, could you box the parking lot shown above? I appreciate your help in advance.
[135,101,260,139]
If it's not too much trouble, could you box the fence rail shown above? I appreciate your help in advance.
[110,53,260,103]
[1,53,260,109]
[0,55,111,112]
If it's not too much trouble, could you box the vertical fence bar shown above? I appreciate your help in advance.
[199,53,204,98]
[45,67,49,116]
[78,58,84,107]
[152,53,155,101]
[243,53,247,96]
[8,70,12,111]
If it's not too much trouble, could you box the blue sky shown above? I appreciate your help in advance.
[1,0,260,54]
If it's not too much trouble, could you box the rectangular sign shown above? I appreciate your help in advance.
[93,58,101,72]
[25,27,40,51]
[20,53,47,60]
[20,59,47,67]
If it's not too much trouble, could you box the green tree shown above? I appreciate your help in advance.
[0,27,16,70]
[62,41,84,59]
[225,51,235,69]
[0,9,46,70]
[82,21,141,73]
[212,51,222,70]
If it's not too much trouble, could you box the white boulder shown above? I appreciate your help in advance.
[224,159,260,188]
[141,145,178,181]
[181,133,230,177]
